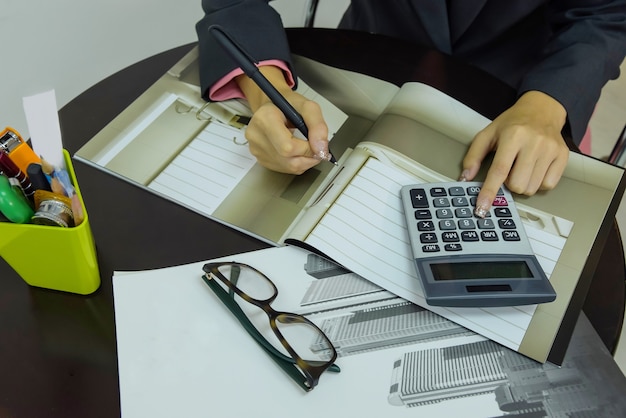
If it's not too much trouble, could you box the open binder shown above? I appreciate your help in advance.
[75,47,626,364]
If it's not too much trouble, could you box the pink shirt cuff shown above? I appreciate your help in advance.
[208,60,296,101]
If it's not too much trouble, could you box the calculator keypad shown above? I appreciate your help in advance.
[400,182,555,307]
[408,184,520,254]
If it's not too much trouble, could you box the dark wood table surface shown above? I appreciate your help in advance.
[0,28,623,417]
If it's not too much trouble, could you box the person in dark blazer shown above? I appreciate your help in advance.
[196,0,626,215]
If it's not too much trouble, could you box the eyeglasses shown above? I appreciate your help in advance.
[202,262,340,391]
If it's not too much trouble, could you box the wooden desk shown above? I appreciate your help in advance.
[0,29,623,417]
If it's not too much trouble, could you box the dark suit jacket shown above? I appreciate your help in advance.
[196,0,626,143]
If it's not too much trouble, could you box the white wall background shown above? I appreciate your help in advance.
[0,0,347,140]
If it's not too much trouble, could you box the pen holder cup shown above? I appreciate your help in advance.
[0,150,100,295]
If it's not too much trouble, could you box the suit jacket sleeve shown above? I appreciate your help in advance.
[516,0,626,142]
[196,0,294,101]
[196,0,626,143]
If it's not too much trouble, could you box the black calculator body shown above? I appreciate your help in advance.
[400,182,556,307]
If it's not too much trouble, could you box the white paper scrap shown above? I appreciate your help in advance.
[22,89,66,170]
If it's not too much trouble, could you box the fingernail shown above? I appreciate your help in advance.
[459,169,470,182]
[474,198,490,218]
[314,150,331,162]
[474,205,488,218]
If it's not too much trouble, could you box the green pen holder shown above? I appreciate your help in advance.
[0,150,100,295]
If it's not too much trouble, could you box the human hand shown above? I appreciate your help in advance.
[460,91,570,217]
[236,66,331,174]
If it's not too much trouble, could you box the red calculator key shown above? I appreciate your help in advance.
[493,196,508,206]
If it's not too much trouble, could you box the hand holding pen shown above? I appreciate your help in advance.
[209,25,337,174]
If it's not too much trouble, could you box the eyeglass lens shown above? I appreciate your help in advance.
[214,264,335,363]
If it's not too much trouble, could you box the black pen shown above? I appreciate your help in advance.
[209,25,337,165]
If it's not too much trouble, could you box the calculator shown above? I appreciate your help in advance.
[400,182,556,307]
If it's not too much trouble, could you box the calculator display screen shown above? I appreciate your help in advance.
[431,261,534,281]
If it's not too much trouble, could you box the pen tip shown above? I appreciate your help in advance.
[315,150,338,165]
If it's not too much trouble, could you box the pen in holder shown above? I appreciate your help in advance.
[0,150,100,295]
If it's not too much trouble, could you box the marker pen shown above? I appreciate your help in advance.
[0,174,34,223]
[26,163,52,192]
[0,151,35,201]
[0,127,41,174]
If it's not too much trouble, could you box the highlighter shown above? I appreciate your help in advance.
[0,174,34,223]
[26,163,52,192]
[0,126,41,174]
[0,152,35,201]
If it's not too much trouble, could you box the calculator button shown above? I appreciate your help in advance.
[477,219,495,229]
[481,231,499,241]
[442,232,460,242]
[448,187,465,196]
[417,221,435,231]
[422,244,440,252]
[410,188,429,208]
[439,220,456,230]
[458,219,476,229]
[436,208,453,218]
[461,231,480,241]
[494,207,512,217]
[433,198,450,207]
[455,208,473,218]
[414,209,432,219]
[493,196,508,206]
[452,197,469,206]
[444,243,463,251]
[420,233,438,243]
[430,187,447,197]
[498,219,517,229]
[503,231,521,241]
[466,186,481,195]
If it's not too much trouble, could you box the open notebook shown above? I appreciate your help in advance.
[76,47,625,364]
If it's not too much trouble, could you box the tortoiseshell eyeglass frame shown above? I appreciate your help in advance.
[202,261,340,391]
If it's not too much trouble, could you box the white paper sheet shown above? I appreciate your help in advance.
[113,246,621,418]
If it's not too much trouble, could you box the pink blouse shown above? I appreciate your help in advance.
[208,60,296,101]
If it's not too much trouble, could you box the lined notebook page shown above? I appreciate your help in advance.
[302,157,568,351]
[148,121,256,215]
